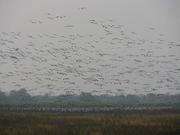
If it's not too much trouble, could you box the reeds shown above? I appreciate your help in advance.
[0,112,179,135]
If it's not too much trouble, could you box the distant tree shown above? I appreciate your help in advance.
[0,91,7,104]
[0,91,6,97]
[8,88,32,105]
[125,94,141,105]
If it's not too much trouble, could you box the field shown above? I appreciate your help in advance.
[0,111,180,135]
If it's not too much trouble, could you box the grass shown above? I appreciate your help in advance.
[0,111,180,135]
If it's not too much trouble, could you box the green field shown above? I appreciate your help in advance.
[0,112,180,135]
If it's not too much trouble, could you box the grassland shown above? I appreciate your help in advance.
[0,111,180,135]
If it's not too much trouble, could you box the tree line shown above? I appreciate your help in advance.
[0,89,180,107]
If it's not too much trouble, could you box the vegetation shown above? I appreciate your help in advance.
[0,112,180,135]
[0,89,180,107]
[1,89,180,134]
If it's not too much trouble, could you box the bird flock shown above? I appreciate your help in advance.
[0,7,180,96]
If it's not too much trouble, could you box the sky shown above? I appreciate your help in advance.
[0,0,180,95]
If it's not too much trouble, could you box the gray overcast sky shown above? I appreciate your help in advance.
[0,0,180,95]
[0,0,179,41]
